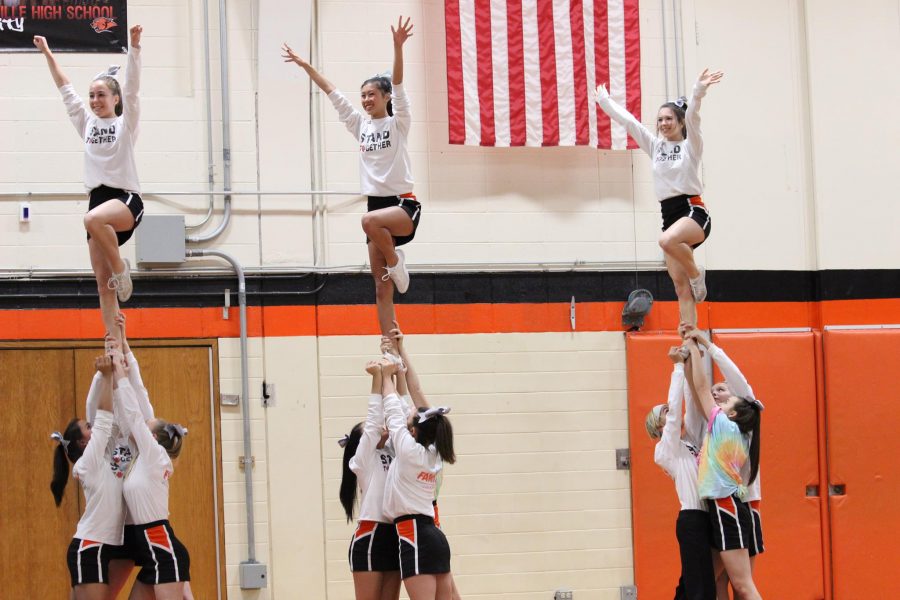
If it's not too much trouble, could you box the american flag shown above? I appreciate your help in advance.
[445,0,641,149]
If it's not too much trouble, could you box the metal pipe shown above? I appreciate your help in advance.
[661,0,670,98]
[0,190,357,198]
[185,0,217,231]
[187,0,233,244]
[673,0,683,96]
[309,0,326,266]
[186,248,256,563]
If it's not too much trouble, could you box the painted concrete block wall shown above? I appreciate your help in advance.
[317,332,631,600]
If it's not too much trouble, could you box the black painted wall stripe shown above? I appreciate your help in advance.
[0,270,897,310]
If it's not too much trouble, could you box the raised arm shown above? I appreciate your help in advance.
[594,83,655,155]
[390,322,428,409]
[116,313,155,421]
[655,347,687,472]
[390,16,413,86]
[684,69,723,157]
[76,356,115,478]
[381,362,419,457]
[708,342,755,400]
[123,25,143,134]
[281,43,335,94]
[33,36,70,88]
[352,362,385,472]
[687,339,716,420]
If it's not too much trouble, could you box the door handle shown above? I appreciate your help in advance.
[828,484,846,496]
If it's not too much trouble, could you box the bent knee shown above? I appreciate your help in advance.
[361,213,380,234]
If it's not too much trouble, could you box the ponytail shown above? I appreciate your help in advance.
[151,420,187,459]
[339,423,364,523]
[50,419,85,506]
[413,412,456,465]
[730,396,762,485]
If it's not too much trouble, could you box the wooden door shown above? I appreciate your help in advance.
[74,344,225,599]
[0,349,81,600]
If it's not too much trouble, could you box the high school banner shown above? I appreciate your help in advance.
[0,0,128,53]
[445,0,641,149]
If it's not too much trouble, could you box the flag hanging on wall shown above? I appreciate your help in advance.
[445,0,641,149]
[0,1,128,53]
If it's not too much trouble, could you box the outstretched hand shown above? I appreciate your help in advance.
[130,25,143,48]
[389,320,405,353]
[281,43,310,68]
[595,82,610,102]
[667,345,685,364]
[697,68,724,88]
[365,360,382,376]
[95,354,113,375]
[33,35,50,54]
[391,16,414,47]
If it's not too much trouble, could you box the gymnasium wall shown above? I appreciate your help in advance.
[2,1,899,599]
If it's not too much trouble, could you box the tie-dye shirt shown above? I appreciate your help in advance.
[697,408,750,500]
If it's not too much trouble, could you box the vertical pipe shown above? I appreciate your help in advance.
[661,0,670,99]
[186,249,256,562]
[309,0,325,266]
[186,0,217,230]
[673,0,683,96]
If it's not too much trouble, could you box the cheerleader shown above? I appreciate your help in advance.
[388,324,463,600]
[339,360,402,600]
[111,349,191,600]
[50,352,124,600]
[33,26,145,339]
[380,359,455,600]
[685,339,763,600]
[283,17,419,337]
[645,346,716,599]
[595,70,723,326]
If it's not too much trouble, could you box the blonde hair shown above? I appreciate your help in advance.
[644,404,667,439]
[151,419,185,459]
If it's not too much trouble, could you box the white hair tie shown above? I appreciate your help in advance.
[50,431,70,451]
[94,65,121,81]
[337,433,351,448]
[418,406,451,423]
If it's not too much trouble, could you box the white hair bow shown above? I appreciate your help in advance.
[94,65,121,81]
[418,406,451,423]
[50,431,70,450]
[164,423,188,438]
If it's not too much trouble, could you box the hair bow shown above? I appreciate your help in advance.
[50,431,70,450]
[372,70,392,81]
[337,434,351,448]
[418,406,451,424]
[750,398,765,411]
[164,423,188,438]
[672,96,688,109]
[94,65,121,81]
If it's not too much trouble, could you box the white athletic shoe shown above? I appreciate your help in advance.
[689,266,707,303]
[382,249,410,294]
[108,258,134,302]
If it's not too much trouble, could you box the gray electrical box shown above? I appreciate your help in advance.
[239,561,268,589]
[135,215,186,267]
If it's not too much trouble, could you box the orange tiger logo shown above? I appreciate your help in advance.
[90,17,118,34]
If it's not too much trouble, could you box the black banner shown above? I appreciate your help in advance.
[0,1,128,53]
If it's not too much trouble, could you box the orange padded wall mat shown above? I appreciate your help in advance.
[824,328,900,598]
[626,332,684,599]
[627,332,826,598]
[711,333,825,599]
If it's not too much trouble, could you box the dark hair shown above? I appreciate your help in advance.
[730,396,762,485]
[339,423,364,523]
[50,419,86,506]
[151,419,186,459]
[413,410,455,464]
[360,75,393,116]
[93,75,123,117]
[658,97,687,139]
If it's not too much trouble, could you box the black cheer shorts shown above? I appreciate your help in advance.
[365,193,421,247]
[67,537,117,587]
[348,520,401,572]
[395,514,451,580]
[708,496,754,552]
[132,520,191,585]
[660,194,711,249]
[87,185,144,246]
[748,500,765,557]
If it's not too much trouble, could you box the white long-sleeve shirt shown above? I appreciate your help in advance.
[85,352,155,485]
[596,81,707,201]
[60,46,142,193]
[382,393,442,521]
[118,379,173,525]
[708,343,761,502]
[349,394,394,522]
[654,364,705,512]
[73,409,126,545]
[328,83,413,196]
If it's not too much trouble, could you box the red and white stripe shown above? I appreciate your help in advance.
[446,0,641,149]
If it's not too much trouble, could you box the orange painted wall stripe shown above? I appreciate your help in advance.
[1,299,899,340]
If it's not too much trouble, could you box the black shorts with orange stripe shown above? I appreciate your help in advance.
[348,520,400,572]
[660,194,712,249]
[67,537,118,587]
[132,520,191,585]
[707,495,754,552]
[394,514,451,580]
[748,500,765,557]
